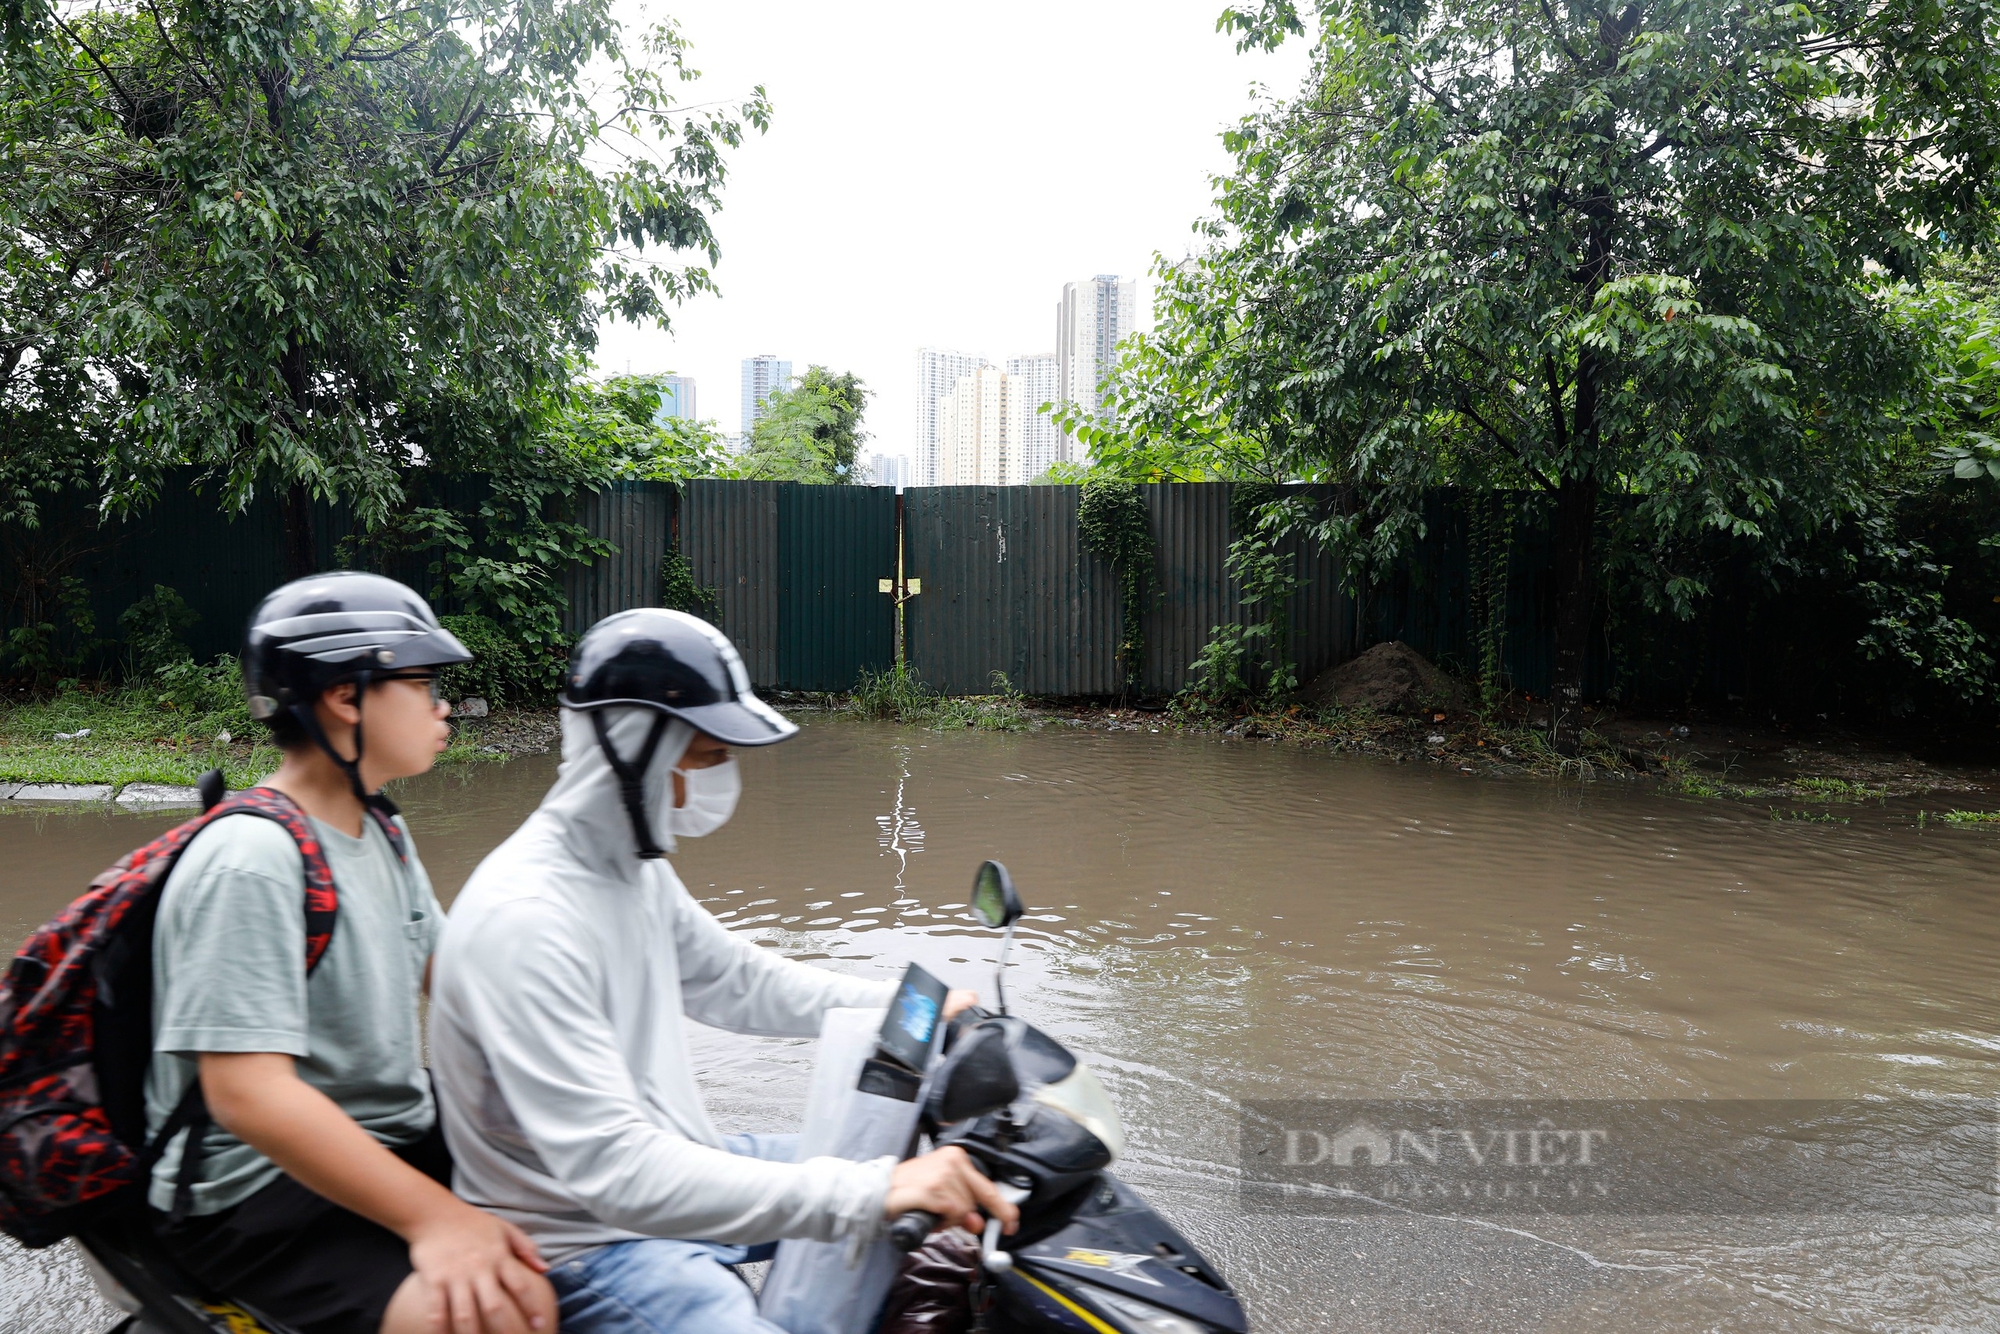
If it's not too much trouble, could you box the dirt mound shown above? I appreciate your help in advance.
[1301,641,1466,715]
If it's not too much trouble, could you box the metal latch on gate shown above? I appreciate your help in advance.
[879,576,920,602]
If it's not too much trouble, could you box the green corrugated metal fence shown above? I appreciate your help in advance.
[0,474,1351,698]
[904,486,1122,694]
[682,480,896,690]
[777,485,896,690]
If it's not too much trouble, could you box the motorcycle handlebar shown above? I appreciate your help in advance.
[887,1208,940,1252]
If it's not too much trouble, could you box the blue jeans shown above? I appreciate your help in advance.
[549,1133,798,1334]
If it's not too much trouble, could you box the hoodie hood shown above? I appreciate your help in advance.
[533,707,695,879]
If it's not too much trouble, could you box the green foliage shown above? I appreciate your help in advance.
[118,584,197,678]
[0,0,766,536]
[553,375,728,485]
[659,549,717,619]
[6,573,100,690]
[1182,623,1258,710]
[151,655,248,719]
[730,368,871,484]
[1122,0,2000,716]
[1049,265,1278,484]
[436,614,538,708]
[1077,479,1156,688]
[1467,496,1513,714]
[1181,486,1311,711]
[1852,530,1996,708]
[341,374,725,690]
[846,664,1028,732]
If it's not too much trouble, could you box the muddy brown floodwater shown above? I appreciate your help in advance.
[4,718,1998,1332]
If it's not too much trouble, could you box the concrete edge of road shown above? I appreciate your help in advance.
[1,782,202,809]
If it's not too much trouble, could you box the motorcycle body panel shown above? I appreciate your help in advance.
[993,1172,1248,1334]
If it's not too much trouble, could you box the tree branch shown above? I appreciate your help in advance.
[48,13,137,121]
[1536,0,1584,66]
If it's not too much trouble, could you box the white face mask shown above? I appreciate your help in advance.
[668,758,740,837]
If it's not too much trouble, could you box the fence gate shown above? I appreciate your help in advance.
[776,484,896,690]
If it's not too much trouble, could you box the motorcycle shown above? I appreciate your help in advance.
[80,861,1247,1334]
[876,861,1247,1334]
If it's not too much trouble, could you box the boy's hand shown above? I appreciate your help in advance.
[406,1202,555,1334]
[197,1053,555,1334]
[885,1145,1018,1236]
[941,989,981,1021]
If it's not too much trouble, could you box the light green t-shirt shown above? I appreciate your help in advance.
[144,810,442,1214]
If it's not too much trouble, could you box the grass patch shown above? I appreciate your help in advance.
[1941,809,2000,825]
[845,665,1030,732]
[1769,807,1851,824]
[0,664,509,788]
[1789,776,1878,802]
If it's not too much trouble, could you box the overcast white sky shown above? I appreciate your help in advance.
[591,0,1311,459]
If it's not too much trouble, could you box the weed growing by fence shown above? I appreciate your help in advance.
[846,665,1028,731]
[438,615,541,708]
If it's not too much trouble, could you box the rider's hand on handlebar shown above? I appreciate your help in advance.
[885,1145,1019,1236]
[941,989,980,1021]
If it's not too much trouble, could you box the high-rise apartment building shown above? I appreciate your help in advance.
[1055,275,1139,461]
[867,453,908,488]
[1004,353,1061,481]
[936,366,1013,486]
[912,348,990,487]
[740,355,792,433]
[652,374,697,425]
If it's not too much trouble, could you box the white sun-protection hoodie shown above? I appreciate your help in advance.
[430,708,900,1263]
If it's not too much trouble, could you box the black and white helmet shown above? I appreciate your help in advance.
[560,608,796,746]
[243,571,470,721]
[561,609,794,859]
[241,572,470,809]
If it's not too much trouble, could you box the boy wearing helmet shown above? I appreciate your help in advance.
[143,573,556,1334]
[430,609,1014,1334]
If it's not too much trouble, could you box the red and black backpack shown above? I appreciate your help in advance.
[0,776,404,1247]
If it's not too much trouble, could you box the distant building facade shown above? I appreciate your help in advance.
[913,348,990,487]
[1004,353,1061,480]
[867,453,908,488]
[653,374,697,425]
[936,365,1015,486]
[1055,275,1138,461]
[740,355,792,433]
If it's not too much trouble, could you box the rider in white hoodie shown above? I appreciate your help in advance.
[430,610,1012,1334]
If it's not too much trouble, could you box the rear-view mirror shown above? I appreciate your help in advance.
[971,860,1023,930]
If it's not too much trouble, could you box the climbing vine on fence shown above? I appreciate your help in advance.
[1183,484,1316,712]
[660,547,718,618]
[1468,495,1513,714]
[1078,479,1156,691]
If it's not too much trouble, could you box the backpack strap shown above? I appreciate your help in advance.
[364,804,409,867]
[150,783,348,1220]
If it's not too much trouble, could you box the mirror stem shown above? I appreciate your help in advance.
[995,919,1015,1017]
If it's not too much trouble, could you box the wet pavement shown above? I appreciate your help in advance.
[3,718,1997,1331]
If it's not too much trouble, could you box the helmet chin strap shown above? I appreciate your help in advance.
[291,670,402,818]
[589,709,671,859]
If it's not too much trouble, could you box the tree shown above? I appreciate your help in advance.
[1124,0,2000,743]
[0,0,767,573]
[731,366,871,483]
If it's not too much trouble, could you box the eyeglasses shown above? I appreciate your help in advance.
[375,671,442,702]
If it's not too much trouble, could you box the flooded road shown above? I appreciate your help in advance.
[5,718,1998,1331]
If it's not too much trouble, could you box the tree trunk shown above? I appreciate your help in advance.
[282,483,317,581]
[1547,470,1598,752]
